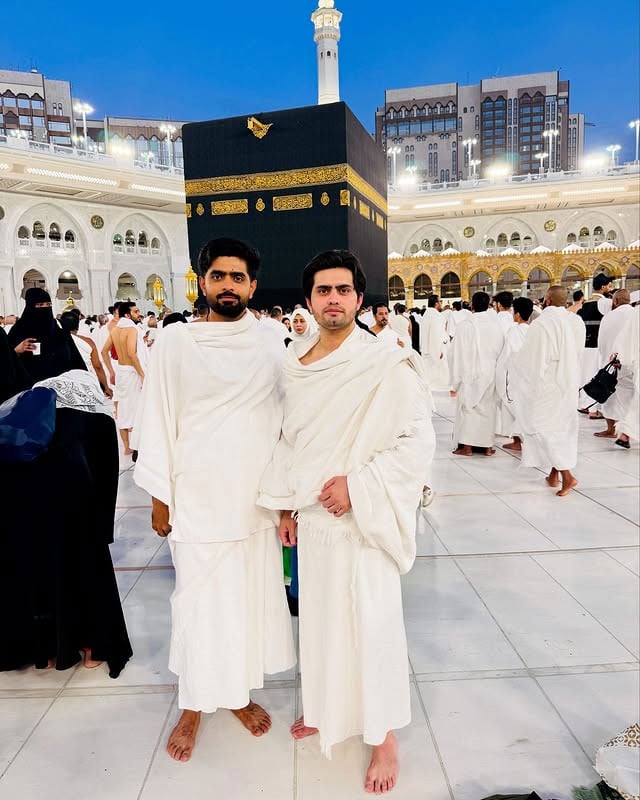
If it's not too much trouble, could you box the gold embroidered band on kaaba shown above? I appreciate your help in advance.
[185,164,387,215]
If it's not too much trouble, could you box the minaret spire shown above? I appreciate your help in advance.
[311,0,342,105]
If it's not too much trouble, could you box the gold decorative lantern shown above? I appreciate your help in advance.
[152,277,165,311]
[65,291,75,308]
[185,264,199,309]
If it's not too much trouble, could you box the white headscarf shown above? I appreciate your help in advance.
[289,308,318,342]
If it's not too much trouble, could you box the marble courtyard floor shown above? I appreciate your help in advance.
[1,393,638,800]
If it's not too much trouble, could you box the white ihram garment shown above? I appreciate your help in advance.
[451,311,504,448]
[495,323,529,436]
[389,312,412,346]
[613,307,640,441]
[134,314,295,711]
[598,304,636,421]
[114,318,146,430]
[259,327,435,757]
[511,306,583,471]
[496,310,515,335]
[419,308,449,389]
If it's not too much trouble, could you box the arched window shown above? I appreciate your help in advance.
[64,230,76,248]
[32,221,45,240]
[469,271,492,293]
[444,241,454,250]
[420,238,431,251]
[125,230,136,249]
[17,225,29,241]
[151,237,161,252]
[116,272,140,301]
[606,230,617,243]
[567,233,577,244]
[497,233,508,248]
[138,231,148,248]
[388,275,405,301]
[414,273,433,299]
[21,268,46,298]
[56,270,81,301]
[497,270,522,293]
[113,234,123,252]
[579,227,590,246]
[527,268,551,298]
[593,226,605,244]
[409,244,419,254]
[432,238,443,252]
[523,235,533,251]
[561,267,583,288]
[510,232,521,249]
[440,271,461,298]
[48,223,61,242]
[485,238,496,252]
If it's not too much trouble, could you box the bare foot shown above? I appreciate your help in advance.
[594,430,616,438]
[485,447,496,456]
[82,648,104,669]
[231,701,271,736]
[365,732,399,794]
[290,716,318,740]
[557,476,578,497]
[545,468,559,488]
[166,710,201,762]
[123,448,134,456]
[502,441,522,452]
[452,445,472,456]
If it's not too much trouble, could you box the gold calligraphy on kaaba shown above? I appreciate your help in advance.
[247,116,273,139]
[340,189,350,206]
[196,203,205,216]
[320,192,330,206]
[211,199,249,216]
[358,199,370,220]
[272,194,313,212]
[375,212,385,230]
[256,198,266,212]
[185,164,387,215]
[185,204,192,218]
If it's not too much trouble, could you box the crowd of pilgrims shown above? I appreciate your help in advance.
[0,270,638,746]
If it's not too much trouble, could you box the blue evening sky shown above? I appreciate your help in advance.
[2,0,639,160]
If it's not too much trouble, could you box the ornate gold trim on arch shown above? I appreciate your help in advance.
[185,164,387,214]
[496,267,527,282]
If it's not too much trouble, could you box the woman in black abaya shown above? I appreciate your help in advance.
[0,328,132,678]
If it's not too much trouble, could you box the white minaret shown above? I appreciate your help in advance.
[311,0,342,105]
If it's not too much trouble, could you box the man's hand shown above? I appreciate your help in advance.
[319,476,351,518]
[396,338,405,348]
[14,338,37,355]
[103,386,114,400]
[108,370,116,386]
[151,497,172,538]
[278,510,297,547]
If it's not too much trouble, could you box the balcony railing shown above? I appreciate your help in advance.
[112,244,163,256]
[18,238,78,251]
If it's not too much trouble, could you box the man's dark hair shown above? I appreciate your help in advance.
[393,303,406,314]
[59,310,79,333]
[494,291,514,310]
[302,249,366,299]
[162,312,187,327]
[108,305,115,315]
[452,301,462,311]
[572,289,584,303]
[147,311,156,317]
[593,273,611,292]
[197,237,260,280]
[513,296,534,321]
[194,298,209,313]
[119,301,135,318]
[372,302,389,314]
[427,294,440,308]
[471,291,491,312]
[270,306,283,319]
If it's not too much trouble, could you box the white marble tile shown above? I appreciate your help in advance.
[0,663,77,691]
[429,459,488,496]
[67,569,175,689]
[533,551,639,657]
[116,470,152,508]
[0,697,52,774]
[418,677,596,800]
[459,555,634,668]
[605,547,640,575]
[110,507,165,569]
[581,487,640,526]
[147,540,174,567]
[415,516,450,557]
[115,569,143,600]
[457,457,550,494]
[295,686,450,800]
[538,670,640,758]
[402,559,522,674]
[589,449,640,479]
[497,492,640,549]
[570,455,638,490]
[0,692,173,799]
[426,494,557,555]
[140,688,294,800]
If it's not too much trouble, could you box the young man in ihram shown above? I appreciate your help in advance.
[134,238,295,762]
[259,250,435,794]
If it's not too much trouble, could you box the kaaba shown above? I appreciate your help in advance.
[182,101,388,308]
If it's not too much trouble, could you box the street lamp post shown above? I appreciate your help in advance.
[534,151,549,175]
[387,145,401,185]
[629,120,640,163]
[542,128,560,172]
[159,123,176,169]
[469,158,481,178]
[606,144,621,169]
[73,101,94,152]
[463,137,478,178]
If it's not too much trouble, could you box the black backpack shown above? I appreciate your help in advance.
[582,356,620,405]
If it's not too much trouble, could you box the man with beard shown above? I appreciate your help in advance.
[259,250,435,794]
[133,237,295,763]
[369,302,403,347]
[8,288,86,382]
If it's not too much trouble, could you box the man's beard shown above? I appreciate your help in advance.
[209,294,247,319]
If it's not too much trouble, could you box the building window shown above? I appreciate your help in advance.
[475,115,479,130]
